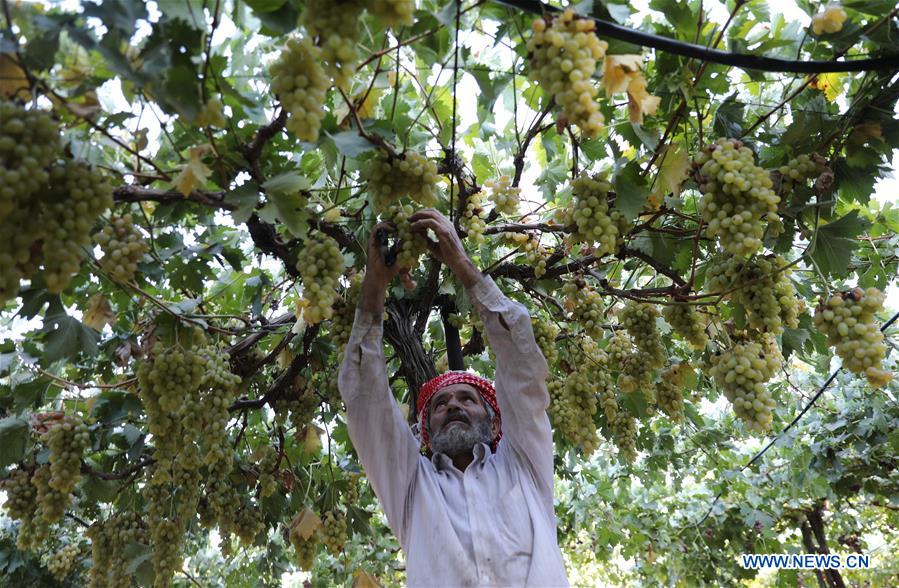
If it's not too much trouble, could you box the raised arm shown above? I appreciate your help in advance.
[409,210,555,504]
[337,222,420,547]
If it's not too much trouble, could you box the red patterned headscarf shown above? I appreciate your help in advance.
[417,371,502,452]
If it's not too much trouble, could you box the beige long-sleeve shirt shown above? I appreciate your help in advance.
[337,274,569,587]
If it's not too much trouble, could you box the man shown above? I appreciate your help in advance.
[337,209,568,587]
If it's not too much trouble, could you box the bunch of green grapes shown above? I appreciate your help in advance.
[527,10,608,137]
[0,102,59,221]
[606,330,654,403]
[550,370,600,454]
[234,504,265,546]
[483,175,520,216]
[33,464,70,527]
[663,303,708,348]
[776,153,825,193]
[562,281,605,339]
[44,415,90,495]
[45,543,81,581]
[137,345,206,441]
[365,0,415,28]
[709,335,781,432]
[706,255,802,335]
[88,513,148,588]
[270,37,330,142]
[171,444,204,524]
[569,174,624,255]
[693,138,782,258]
[363,151,440,211]
[290,528,319,571]
[619,301,666,369]
[196,345,241,464]
[302,0,363,90]
[2,468,46,551]
[255,445,279,499]
[607,409,637,463]
[149,519,183,588]
[532,316,560,367]
[41,160,113,293]
[195,96,227,128]
[384,203,429,270]
[813,287,891,387]
[460,189,487,245]
[94,213,149,282]
[0,204,42,304]
[657,363,690,423]
[319,510,347,556]
[504,232,548,277]
[297,231,344,324]
[811,4,847,35]
[330,272,364,353]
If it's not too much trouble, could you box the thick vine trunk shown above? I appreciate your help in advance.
[384,299,437,425]
[799,505,846,588]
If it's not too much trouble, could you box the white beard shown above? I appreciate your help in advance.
[430,417,493,457]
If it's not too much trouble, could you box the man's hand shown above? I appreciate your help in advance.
[408,209,481,287]
[359,221,413,314]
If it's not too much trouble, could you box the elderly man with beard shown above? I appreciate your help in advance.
[338,209,569,587]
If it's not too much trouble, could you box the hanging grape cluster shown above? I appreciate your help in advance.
[2,467,45,551]
[255,444,279,499]
[705,255,802,335]
[663,303,708,349]
[384,203,430,270]
[195,96,227,128]
[550,340,611,454]
[270,37,330,142]
[460,189,488,245]
[45,543,81,581]
[619,301,666,369]
[320,510,348,556]
[297,231,345,325]
[813,287,891,387]
[363,151,440,212]
[0,101,59,221]
[709,334,782,433]
[330,272,364,354]
[504,232,548,278]
[657,363,691,423]
[44,414,91,497]
[365,0,415,28]
[562,280,605,339]
[483,175,520,216]
[776,153,826,194]
[527,10,608,137]
[693,138,782,258]
[569,173,626,255]
[87,513,148,588]
[606,330,654,404]
[532,316,560,367]
[94,213,149,283]
[301,0,364,90]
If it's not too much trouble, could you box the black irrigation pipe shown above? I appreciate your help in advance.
[491,0,899,73]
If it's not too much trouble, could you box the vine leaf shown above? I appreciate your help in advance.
[713,94,744,138]
[653,144,690,199]
[613,162,649,221]
[40,300,100,365]
[808,210,870,277]
[0,416,28,468]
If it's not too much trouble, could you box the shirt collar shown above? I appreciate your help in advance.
[431,442,491,471]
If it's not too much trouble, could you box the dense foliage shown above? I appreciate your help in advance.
[1,0,897,586]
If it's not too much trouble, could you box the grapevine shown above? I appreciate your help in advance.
[813,287,891,388]
[296,231,345,325]
[709,334,782,433]
[362,151,440,212]
[527,10,608,137]
[693,138,782,258]
[270,37,330,142]
[663,303,708,349]
[94,213,149,283]
[483,175,520,216]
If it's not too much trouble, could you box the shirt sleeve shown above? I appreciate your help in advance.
[467,274,555,507]
[337,307,420,547]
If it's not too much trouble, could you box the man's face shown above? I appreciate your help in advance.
[428,383,497,457]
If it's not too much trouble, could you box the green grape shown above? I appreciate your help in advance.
[383,203,429,271]
[150,519,183,588]
[531,316,560,367]
[302,0,363,90]
[291,530,319,571]
[45,543,81,581]
[569,173,625,255]
[296,231,345,324]
[483,175,520,216]
[0,101,59,221]
[607,409,637,463]
[44,414,90,496]
[270,37,330,142]
[460,189,488,245]
[813,287,891,387]
[619,301,666,369]
[3,467,37,520]
[657,363,690,423]
[709,334,781,433]
[362,151,440,212]
[0,203,42,304]
[549,340,610,454]
[776,153,825,194]
[663,303,708,349]
[606,330,654,404]
[195,96,227,128]
[330,272,364,354]
[255,444,279,499]
[94,213,149,282]
[319,510,347,556]
[527,10,608,137]
[365,0,415,28]
[34,463,70,525]
[235,504,265,546]
[562,280,605,339]
[693,138,782,258]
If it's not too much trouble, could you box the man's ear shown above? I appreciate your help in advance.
[491,414,501,438]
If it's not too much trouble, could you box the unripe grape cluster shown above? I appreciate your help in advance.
[504,232,548,277]
[363,151,440,212]
[657,363,690,423]
[527,10,608,137]
[88,513,148,588]
[483,175,520,216]
[607,330,654,403]
[813,287,891,387]
[709,335,782,433]
[270,37,330,142]
[290,524,320,571]
[693,138,782,257]
[705,255,802,335]
[460,189,487,245]
[606,406,637,463]
[2,467,46,551]
[0,101,59,221]
[384,203,429,270]
[562,281,605,339]
[330,272,364,354]
[296,232,344,324]
[663,303,708,349]
[532,316,560,367]
[569,174,624,255]
[365,0,415,28]
[94,213,149,282]
[812,4,847,35]
[45,543,81,581]
[320,510,348,556]
[776,153,825,193]
[619,301,666,369]
[302,0,363,90]
[255,444,279,498]
[44,414,90,496]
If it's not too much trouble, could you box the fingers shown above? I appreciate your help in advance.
[409,217,441,235]
[399,268,417,290]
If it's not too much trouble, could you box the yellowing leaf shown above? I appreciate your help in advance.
[602,54,643,96]
[173,145,212,196]
[849,121,883,145]
[353,570,381,588]
[357,87,383,119]
[654,144,690,199]
[301,425,323,454]
[290,507,322,541]
[626,74,660,125]
[0,53,29,99]
[83,294,115,331]
[812,72,845,102]
[276,344,294,369]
